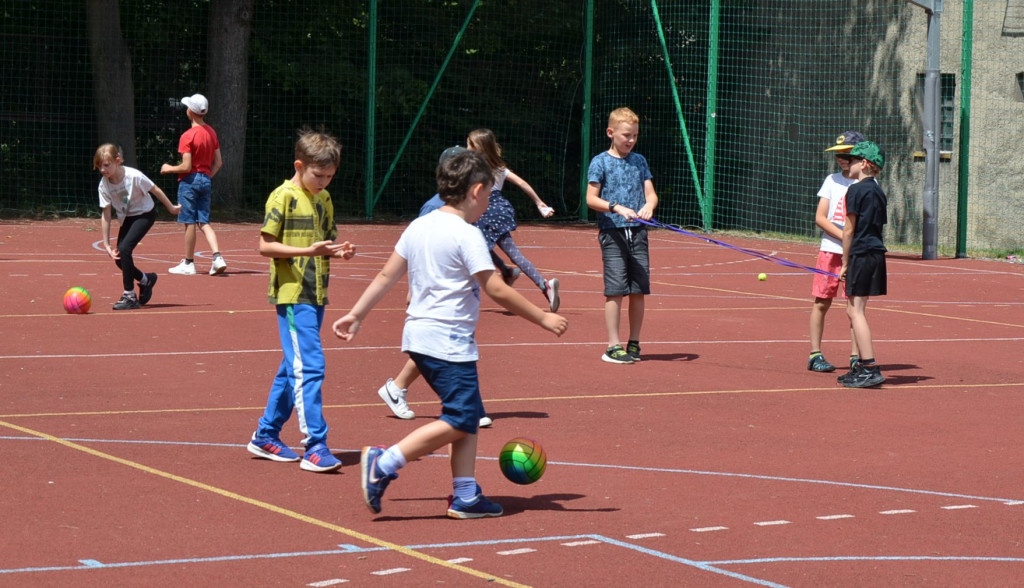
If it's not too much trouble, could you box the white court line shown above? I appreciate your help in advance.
[753,520,791,527]
[446,557,473,564]
[879,509,916,515]
[562,540,600,546]
[625,533,665,539]
[941,504,978,510]
[308,580,349,587]
[370,568,410,576]
[690,526,729,533]
[497,548,536,556]
[816,514,855,520]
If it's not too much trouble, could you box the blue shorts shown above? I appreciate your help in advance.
[599,226,651,296]
[409,352,483,434]
[176,173,212,224]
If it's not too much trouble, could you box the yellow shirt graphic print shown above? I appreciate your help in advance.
[262,180,337,305]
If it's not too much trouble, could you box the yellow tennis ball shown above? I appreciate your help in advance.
[757,273,767,281]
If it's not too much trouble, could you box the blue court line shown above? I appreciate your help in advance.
[707,555,1024,565]
[3,435,1022,504]
[1,533,786,586]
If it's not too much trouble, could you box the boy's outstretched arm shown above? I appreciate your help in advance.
[333,251,408,341]
[479,270,568,336]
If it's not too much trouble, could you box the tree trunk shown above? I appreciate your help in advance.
[85,0,136,165]
[207,0,254,210]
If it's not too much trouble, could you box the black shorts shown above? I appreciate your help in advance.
[599,227,651,296]
[845,251,887,297]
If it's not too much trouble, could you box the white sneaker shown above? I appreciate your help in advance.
[378,379,415,419]
[545,278,560,312]
[210,256,227,275]
[168,259,196,275]
[478,416,493,428]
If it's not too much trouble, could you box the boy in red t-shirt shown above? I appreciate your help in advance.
[161,93,227,276]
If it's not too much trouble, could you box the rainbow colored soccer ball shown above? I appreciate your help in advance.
[63,287,92,314]
[499,437,547,485]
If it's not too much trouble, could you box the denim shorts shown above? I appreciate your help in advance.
[176,173,212,224]
[599,226,651,296]
[409,352,483,434]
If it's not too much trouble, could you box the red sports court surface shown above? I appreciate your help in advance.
[2,218,1024,587]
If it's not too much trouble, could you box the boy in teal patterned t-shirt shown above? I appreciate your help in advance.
[246,129,356,473]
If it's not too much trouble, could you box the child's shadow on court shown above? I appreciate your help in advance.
[877,363,930,385]
[485,411,549,421]
[643,352,698,362]
[378,493,619,521]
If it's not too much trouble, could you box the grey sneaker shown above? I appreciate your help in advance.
[626,340,642,362]
[112,292,140,310]
[545,278,560,312]
[842,365,885,388]
[602,345,634,364]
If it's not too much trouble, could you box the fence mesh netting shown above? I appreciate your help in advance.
[2,1,1021,255]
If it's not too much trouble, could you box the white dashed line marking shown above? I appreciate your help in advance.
[497,548,536,556]
[371,568,410,576]
[308,580,349,587]
[446,557,473,564]
[879,509,916,515]
[941,504,978,510]
[626,533,665,539]
[753,520,791,527]
[562,540,601,546]
[690,526,729,533]
[1004,501,1024,506]
[817,514,855,520]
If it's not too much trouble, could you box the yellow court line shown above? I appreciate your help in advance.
[4,381,1024,420]
[0,419,529,588]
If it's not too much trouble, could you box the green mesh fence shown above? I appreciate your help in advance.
[1,1,1022,257]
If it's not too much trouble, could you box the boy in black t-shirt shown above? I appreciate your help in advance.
[838,141,887,388]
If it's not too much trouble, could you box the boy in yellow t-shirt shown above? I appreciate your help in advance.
[246,129,355,473]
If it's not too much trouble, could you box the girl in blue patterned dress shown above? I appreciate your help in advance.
[467,128,560,311]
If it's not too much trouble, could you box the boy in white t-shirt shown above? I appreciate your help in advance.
[333,151,568,519]
[808,131,864,372]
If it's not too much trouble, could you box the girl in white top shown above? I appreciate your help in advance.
[467,128,561,312]
[95,144,181,310]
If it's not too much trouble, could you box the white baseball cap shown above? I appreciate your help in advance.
[181,94,209,115]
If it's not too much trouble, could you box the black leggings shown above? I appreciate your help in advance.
[115,209,156,291]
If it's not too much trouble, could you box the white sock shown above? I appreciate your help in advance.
[378,445,407,475]
[453,477,477,501]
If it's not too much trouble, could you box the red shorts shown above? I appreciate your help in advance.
[811,251,844,299]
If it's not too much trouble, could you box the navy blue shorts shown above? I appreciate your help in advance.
[599,227,651,296]
[409,352,483,434]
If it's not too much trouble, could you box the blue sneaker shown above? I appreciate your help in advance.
[300,443,341,472]
[361,446,397,514]
[247,434,300,462]
[447,491,503,519]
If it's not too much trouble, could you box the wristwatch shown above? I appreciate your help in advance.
[609,202,618,213]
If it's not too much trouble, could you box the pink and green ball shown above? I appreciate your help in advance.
[63,287,92,314]
[499,437,547,485]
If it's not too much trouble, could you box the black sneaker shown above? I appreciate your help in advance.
[113,293,140,310]
[138,273,158,305]
[626,340,642,362]
[849,355,860,369]
[808,354,835,372]
[842,365,885,388]
[837,361,863,384]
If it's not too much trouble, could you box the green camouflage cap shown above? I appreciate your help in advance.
[850,141,885,169]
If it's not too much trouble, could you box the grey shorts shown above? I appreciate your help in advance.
[599,227,651,296]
